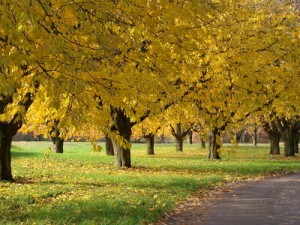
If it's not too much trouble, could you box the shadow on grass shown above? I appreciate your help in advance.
[13,197,167,225]
[11,151,41,158]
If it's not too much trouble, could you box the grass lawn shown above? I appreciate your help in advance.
[1,141,299,224]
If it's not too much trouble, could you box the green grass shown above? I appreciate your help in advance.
[0,141,299,224]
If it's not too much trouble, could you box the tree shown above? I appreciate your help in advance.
[105,134,114,156]
[264,120,282,155]
[132,117,162,155]
[192,123,207,149]
[294,129,299,154]
[86,0,219,166]
[187,130,193,145]
[170,123,190,152]
[22,91,83,154]
[277,120,300,157]
[248,123,260,146]
[50,120,64,153]
[192,0,300,159]
[0,1,56,180]
[2,0,299,181]
[0,0,108,179]
[232,0,300,156]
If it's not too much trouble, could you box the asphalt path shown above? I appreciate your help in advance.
[160,172,300,225]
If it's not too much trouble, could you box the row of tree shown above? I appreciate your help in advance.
[1,0,299,181]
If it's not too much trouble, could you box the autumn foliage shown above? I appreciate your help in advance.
[1,0,299,180]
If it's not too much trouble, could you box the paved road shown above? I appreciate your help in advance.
[160,172,300,225]
[200,172,300,225]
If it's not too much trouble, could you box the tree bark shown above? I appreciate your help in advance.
[170,123,189,152]
[282,126,295,157]
[187,130,193,144]
[52,136,64,153]
[294,132,299,154]
[175,137,183,152]
[262,120,281,155]
[112,140,131,167]
[105,134,114,156]
[269,131,281,155]
[0,122,21,181]
[198,133,206,148]
[200,138,206,148]
[50,121,64,153]
[0,79,38,181]
[111,108,132,168]
[234,127,246,144]
[253,127,258,146]
[0,128,14,181]
[208,127,221,160]
[159,134,166,143]
[145,134,155,155]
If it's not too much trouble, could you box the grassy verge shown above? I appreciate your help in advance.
[0,141,299,224]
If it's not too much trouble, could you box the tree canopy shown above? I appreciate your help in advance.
[1,0,299,180]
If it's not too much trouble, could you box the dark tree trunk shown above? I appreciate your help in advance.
[0,129,14,181]
[294,132,299,154]
[0,81,38,181]
[52,137,64,153]
[235,129,245,143]
[0,122,20,181]
[187,130,193,144]
[170,123,189,152]
[269,131,281,155]
[200,138,206,148]
[175,137,183,152]
[112,140,131,167]
[105,134,114,156]
[198,133,206,148]
[276,120,300,157]
[282,127,295,157]
[208,127,221,160]
[262,120,281,155]
[50,122,64,153]
[111,109,132,168]
[253,127,258,146]
[234,133,239,143]
[159,134,166,143]
[145,134,155,155]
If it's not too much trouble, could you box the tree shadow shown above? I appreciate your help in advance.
[11,151,41,158]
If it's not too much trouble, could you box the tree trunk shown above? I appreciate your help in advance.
[269,132,281,155]
[253,127,258,146]
[52,137,64,153]
[198,133,206,148]
[111,109,132,168]
[294,132,299,154]
[282,127,295,157]
[235,129,245,143]
[175,137,183,152]
[208,127,221,160]
[0,122,20,181]
[0,86,38,181]
[145,134,155,155]
[187,130,193,144]
[50,120,64,153]
[105,134,114,156]
[159,134,166,143]
[200,138,206,148]
[262,120,281,155]
[170,123,189,152]
[112,140,131,167]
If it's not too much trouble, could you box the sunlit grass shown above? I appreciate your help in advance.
[1,141,299,224]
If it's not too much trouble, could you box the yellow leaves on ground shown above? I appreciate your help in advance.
[4,142,300,224]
